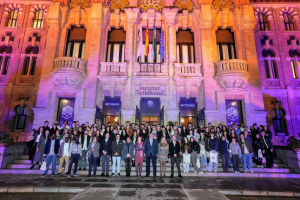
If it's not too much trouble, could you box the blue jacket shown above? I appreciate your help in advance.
[219,140,229,155]
[100,139,112,156]
[143,138,158,156]
[43,139,60,155]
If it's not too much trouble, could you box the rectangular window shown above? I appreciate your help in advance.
[30,57,37,75]
[264,60,270,78]
[217,44,220,61]
[291,60,298,79]
[23,57,30,75]
[177,45,180,62]
[190,45,194,63]
[270,60,278,78]
[81,43,85,59]
[112,44,120,62]
[182,45,189,63]
[225,100,244,127]
[273,118,286,134]
[73,42,80,58]
[222,44,229,60]
[106,44,111,62]
[1,57,10,75]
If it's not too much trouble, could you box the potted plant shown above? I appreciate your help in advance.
[287,136,300,151]
[168,121,174,126]
[0,133,14,147]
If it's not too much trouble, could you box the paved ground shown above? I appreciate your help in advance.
[0,175,300,200]
[0,193,75,200]
[227,196,300,200]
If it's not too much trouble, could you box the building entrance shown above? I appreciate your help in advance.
[136,98,164,126]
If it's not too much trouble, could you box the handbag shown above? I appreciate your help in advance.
[40,159,47,171]
[196,157,201,169]
[258,149,263,158]
[210,152,218,163]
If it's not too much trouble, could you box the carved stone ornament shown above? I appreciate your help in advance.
[212,0,234,11]
[109,0,129,11]
[69,0,91,8]
[174,0,194,12]
[139,0,164,12]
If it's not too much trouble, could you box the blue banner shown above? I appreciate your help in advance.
[57,98,75,127]
[225,100,243,126]
[103,97,121,116]
[140,98,160,116]
[179,98,197,117]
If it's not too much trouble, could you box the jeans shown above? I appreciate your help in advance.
[44,155,57,175]
[67,153,80,175]
[208,151,218,172]
[112,156,121,174]
[232,155,240,172]
[88,155,99,175]
[79,150,88,168]
[199,152,207,168]
[125,158,132,176]
[101,154,110,174]
[222,154,230,171]
[182,154,190,172]
[242,153,252,171]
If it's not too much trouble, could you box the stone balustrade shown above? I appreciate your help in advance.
[51,57,87,88]
[133,63,168,76]
[215,59,251,90]
[99,62,127,76]
[174,63,202,77]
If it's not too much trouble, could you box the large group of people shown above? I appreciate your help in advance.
[27,120,274,178]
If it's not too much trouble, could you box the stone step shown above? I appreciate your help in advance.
[0,168,299,178]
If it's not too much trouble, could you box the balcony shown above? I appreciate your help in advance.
[174,63,202,78]
[99,62,127,77]
[215,59,251,90]
[51,57,87,88]
[133,62,168,77]
[20,75,34,85]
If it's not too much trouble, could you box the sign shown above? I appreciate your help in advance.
[136,86,166,96]
[103,97,121,116]
[180,98,197,117]
[140,98,160,115]
[225,100,243,126]
[57,98,75,127]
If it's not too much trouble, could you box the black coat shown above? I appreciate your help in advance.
[157,132,170,143]
[43,139,60,155]
[100,139,112,155]
[189,141,200,153]
[169,141,181,157]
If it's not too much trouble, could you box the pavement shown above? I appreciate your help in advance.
[1,175,300,200]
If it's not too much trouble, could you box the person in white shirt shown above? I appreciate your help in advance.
[79,130,91,170]
[58,137,70,175]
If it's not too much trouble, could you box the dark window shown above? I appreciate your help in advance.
[32,9,44,28]
[273,118,286,134]
[264,60,270,78]
[1,57,10,75]
[65,27,86,59]
[258,12,269,31]
[106,29,126,62]
[7,9,18,27]
[176,29,195,63]
[283,12,295,31]
[216,29,236,61]
[23,57,30,75]
[14,105,28,130]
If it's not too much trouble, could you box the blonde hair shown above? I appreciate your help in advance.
[160,137,168,150]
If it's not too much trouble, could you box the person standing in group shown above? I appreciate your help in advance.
[58,136,70,176]
[206,132,219,173]
[79,130,91,171]
[238,133,253,173]
[41,133,60,177]
[189,137,200,173]
[122,137,134,177]
[126,121,133,138]
[100,133,112,177]
[219,135,230,172]
[198,132,207,173]
[31,127,48,169]
[87,137,100,177]
[144,133,158,177]
[181,137,191,173]
[169,135,183,178]
[254,133,263,168]
[261,131,274,168]
[135,136,145,177]
[67,136,81,178]
[158,137,169,176]
[111,134,124,177]
[229,137,242,173]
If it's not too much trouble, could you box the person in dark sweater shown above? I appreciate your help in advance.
[219,135,230,172]
[111,134,124,177]
[206,132,219,173]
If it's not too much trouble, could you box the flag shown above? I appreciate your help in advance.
[137,25,143,60]
[144,21,149,59]
[152,23,157,59]
[159,28,164,62]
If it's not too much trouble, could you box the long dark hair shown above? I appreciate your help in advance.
[38,126,45,139]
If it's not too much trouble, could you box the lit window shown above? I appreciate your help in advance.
[262,49,278,79]
[258,12,269,31]
[106,29,126,62]
[7,9,19,27]
[0,45,12,75]
[32,9,44,28]
[289,49,300,79]
[216,29,236,61]
[176,29,195,63]
[65,27,86,59]
[283,12,295,31]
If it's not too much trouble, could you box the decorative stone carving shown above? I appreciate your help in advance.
[174,0,194,12]
[109,0,129,11]
[139,0,164,12]
[215,59,251,90]
[51,57,87,88]
[212,0,234,11]
[4,4,23,15]
[69,0,91,8]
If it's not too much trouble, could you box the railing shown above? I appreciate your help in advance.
[134,63,168,74]
[174,63,202,77]
[99,62,127,75]
[53,57,87,71]
[215,59,248,75]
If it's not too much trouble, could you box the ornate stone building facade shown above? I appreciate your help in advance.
[0,0,298,144]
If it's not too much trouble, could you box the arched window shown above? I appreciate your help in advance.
[32,9,44,28]
[14,105,29,130]
[272,108,286,134]
[216,29,236,61]
[65,26,86,59]
[23,46,39,75]
[0,45,12,75]
[289,49,300,79]
[6,8,19,27]
[176,29,195,63]
[258,12,269,31]
[283,12,295,31]
[262,49,278,79]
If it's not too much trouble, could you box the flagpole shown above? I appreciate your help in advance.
[160,19,162,73]
[139,24,141,72]
[146,19,148,73]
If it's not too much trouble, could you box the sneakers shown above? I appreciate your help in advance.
[248,170,254,173]
[41,174,47,177]
[78,168,82,170]
[178,175,183,179]
[30,165,35,169]
[234,171,238,173]
[110,173,115,177]
[207,171,211,174]
[83,168,86,170]
[200,171,203,174]
[74,174,79,177]
[100,173,105,177]
[67,174,71,178]
[116,173,121,177]
[194,171,197,173]
[244,171,248,173]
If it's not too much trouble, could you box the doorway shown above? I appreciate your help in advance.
[180,117,197,127]
[142,116,159,125]
[104,116,119,126]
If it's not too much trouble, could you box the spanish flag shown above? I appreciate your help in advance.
[144,21,149,59]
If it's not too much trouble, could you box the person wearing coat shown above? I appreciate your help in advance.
[58,136,71,175]
[67,136,82,178]
[87,137,100,177]
[229,137,242,173]
[238,133,253,173]
[134,136,145,177]
[169,135,182,178]
[111,134,124,177]
[253,133,263,167]
[122,137,135,177]
[219,136,230,172]
[41,133,60,177]
[181,137,191,173]
[261,131,274,168]
[189,137,200,173]
[100,133,112,177]
[31,128,49,169]
[27,129,38,163]
[144,133,158,177]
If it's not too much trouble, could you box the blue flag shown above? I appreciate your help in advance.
[159,28,164,62]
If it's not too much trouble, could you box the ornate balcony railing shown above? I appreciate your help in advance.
[215,59,251,90]
[51,57,87,88]
[174,63,202,77]
[99,62,127,76]
[133,62,168,75]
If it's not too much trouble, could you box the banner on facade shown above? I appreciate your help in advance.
[136,86,166,96]
[103,97,121,116]
[225,100,243,126]
[57,98,75,127]
[179,98,197,117]
[140,98,160,115]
